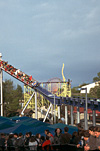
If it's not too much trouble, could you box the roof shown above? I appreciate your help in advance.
[17,109,35,114]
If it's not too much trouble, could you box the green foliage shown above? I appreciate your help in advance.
[71,87,80,93]
[3,79,23,117]
[89,72,100,98]
[93,72,100,82]
[89,86,100,98]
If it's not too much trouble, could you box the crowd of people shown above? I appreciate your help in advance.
[0,60,38,86]
[0,125,100,151]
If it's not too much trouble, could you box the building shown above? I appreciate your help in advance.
[80,81,100,93]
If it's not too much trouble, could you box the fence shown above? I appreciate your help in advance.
[0,144,85,151]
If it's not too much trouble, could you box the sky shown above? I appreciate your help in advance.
[0,0,100,88]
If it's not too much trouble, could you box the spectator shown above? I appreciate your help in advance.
[40,136,45,146]
[61,115,65,124]
[83,130,90,146]
[7,133,14,151]
[42,136,51,151]
[28,132,32,137]
[13,133,18,146]
[77,130,89,148]
[54,128,62,145]
[24,132,30,151]
[47,132,54,144]
[29,135,37,151]
[70,131,80,145]
[95,127,100,150]
[44,129,49,136]
[5,135,9,151]
[84,126,96,151]
[16,133,24,151]
[60,126,72,145]
[35,133,41,145]
[0,133,5,151]
[24,132,30,146]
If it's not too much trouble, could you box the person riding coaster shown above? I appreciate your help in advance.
[32,81,39,87]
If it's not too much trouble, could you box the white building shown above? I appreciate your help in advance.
[80,81,100,93]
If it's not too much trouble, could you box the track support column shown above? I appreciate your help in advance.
[65,106,68,125]
[51,104,53,124]
[58,106,61,120]
[77,106,80,124]
[71,106,74,125]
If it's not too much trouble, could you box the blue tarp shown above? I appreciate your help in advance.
[0,116,78,136]
[0,124,29,134]
[48,123,78,135]
[0,121,14,130]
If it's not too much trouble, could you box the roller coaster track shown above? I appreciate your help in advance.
[0,60,60,105]
[0,60,100,111]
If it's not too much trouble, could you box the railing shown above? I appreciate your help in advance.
[0,144,84,151]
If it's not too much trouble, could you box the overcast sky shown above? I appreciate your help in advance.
[0,0,100,88]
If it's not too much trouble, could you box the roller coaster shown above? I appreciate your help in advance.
[0,58,100,129]
[0,60,71,105]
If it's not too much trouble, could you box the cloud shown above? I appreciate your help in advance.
[0,0,100,87]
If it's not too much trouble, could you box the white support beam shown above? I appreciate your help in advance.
[35,91,38,119]
[71,105,74,125]
[21,92,35,116]
[51,104,53,124]
[58,106,61,120]
[65,106,68,125]
[77,106,80,124]
[43,103,52,122]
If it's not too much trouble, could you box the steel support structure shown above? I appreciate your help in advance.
[71,105,74,125]
[77,106,80,124]
[35,91,38,119]
[21,92,35,115]
[65,105,68,125]
[51,104,53,124]
[43,103,52,122]
[58,106,61,120]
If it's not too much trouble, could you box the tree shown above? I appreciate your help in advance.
[93,72,100,82]
[89,86,100,98]
[3,79,23,117]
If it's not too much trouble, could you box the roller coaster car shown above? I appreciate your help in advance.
[32,81,39,87]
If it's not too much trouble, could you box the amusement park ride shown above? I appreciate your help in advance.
[0,53,100,130]
[24,63,71,112]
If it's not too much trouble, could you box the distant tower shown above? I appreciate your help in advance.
[0,53,3,116]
